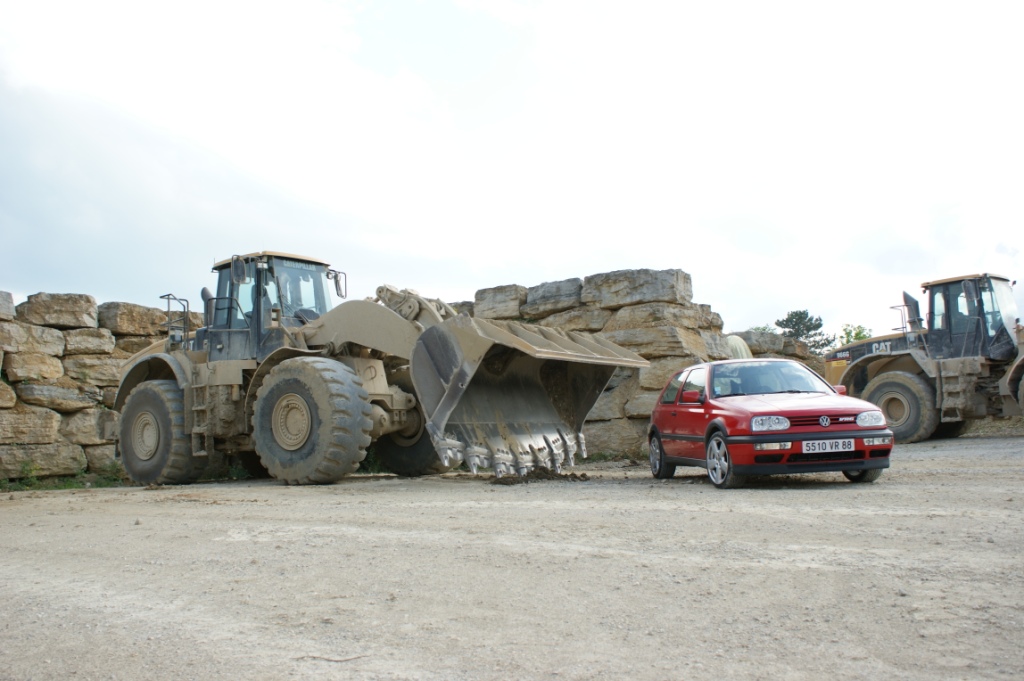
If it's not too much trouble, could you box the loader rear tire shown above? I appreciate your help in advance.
[119,380,199,485]
[375,429,454,477]
[862,371,938,443]
[253,357,373,484]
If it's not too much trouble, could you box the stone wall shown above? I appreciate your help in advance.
[467,269,814,457]
[1,272,812,479]
[0,292,171,479]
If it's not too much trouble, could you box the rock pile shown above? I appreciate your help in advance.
[2,271,812,479]
[0,292,171,479]
[470,269,737,456]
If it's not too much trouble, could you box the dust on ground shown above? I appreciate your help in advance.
[1,435,1022,680]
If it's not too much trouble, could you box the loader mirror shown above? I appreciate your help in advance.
[230,256,248,284]
[328,269,347,299]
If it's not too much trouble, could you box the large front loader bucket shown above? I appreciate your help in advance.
[410,316,648,476]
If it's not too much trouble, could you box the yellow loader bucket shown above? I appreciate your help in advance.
[410,316,648,476]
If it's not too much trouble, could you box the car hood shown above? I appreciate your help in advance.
[717,392,878,414]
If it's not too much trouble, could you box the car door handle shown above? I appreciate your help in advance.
[671,412,677,416]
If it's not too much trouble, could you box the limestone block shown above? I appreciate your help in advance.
[0,403,62,444]
[102,387,118,409]
[587,375,639,422]
[625,390,661,419]
[581,269,692,310]
[98,302,167,336]
[700,331,732,361]
[60,408,119,446]
[3,352,64,382]
[16,380,97,412]
[115,336,163,355]
[0,381,15,409]
[451,301,474,317]
[521,278,582,319]
[0,442,87,479]
[0,321,66,356]
[638,356,700,390]
[536,306,613,332]
[604,302,707,332]
[734,330,785,355]
[84,444,119,472]
[581,418,648,457]
[63,355,125,387]
[64,328,116,355]
[599,326,708,360]
[474,285,528,320]
[0,291,13,321]
[782,337,811,359]
[700,305,724,331]
[16,293,98,329]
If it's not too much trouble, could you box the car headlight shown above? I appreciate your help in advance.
[751,416,790,431]
[857,411,886,427]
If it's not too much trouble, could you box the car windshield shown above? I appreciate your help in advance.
[710,361,832,398]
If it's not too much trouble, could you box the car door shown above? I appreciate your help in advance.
[675,366,708,459]
[652,370,687,456]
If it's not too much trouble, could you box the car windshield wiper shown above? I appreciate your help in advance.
[717,392,748,397]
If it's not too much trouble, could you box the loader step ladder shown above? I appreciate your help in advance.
[937,362,979,422]
[190,382,212,458]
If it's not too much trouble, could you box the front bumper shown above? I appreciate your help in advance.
[726,428,893,476]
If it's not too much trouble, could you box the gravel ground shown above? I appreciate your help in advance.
[2,435,1023,680]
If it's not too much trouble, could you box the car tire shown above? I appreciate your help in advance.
[119,380,200,485]
[862,371,939,443]
[706,431,745,489]
[649,435,676,479]
[843,469,883,483]
[252,357,373,484]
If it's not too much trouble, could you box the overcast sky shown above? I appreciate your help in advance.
[1,0,1022,340]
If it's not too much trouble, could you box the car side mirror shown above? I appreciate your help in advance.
[230,255,248,284]
[833,385,848,395]
[680,389,703,404]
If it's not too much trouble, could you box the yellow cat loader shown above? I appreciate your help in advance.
[824,274,1024,442]
[114,252,647,484]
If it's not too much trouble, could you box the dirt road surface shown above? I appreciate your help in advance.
[2,436,1023,680]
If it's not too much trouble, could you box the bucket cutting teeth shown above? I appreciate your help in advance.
[411,315,647,476]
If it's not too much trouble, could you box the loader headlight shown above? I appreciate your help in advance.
[857,411,886,427]
[751,416,790,431]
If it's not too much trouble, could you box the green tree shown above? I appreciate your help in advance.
[839,323,872,346]
[775,310,836,354]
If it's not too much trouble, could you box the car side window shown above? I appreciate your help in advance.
[661,372,686,404]
[681,367,707,402]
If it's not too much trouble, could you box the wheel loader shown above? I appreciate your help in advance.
[823,273,1024,442]
[114,252,648,484]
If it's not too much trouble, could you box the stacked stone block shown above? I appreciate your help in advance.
[0,292,171,479]
[472,269,726,455]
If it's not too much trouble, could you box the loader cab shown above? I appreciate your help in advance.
[922,274,1019,362]
[201,252,346,362]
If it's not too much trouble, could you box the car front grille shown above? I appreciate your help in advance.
[788,413,860,428]
[787,451,866,463]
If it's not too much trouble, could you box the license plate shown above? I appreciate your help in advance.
[802,439,855,453]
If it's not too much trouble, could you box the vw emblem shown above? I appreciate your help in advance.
[819,416,831,427]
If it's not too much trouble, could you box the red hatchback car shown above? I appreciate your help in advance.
[648,358,893,488]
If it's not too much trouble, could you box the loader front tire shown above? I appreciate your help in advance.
[253,357,373,484]
[119,380,199,484]
[374,429,454,477]
[862,371,938,443]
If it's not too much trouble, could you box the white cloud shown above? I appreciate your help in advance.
[1,0,1022,334]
